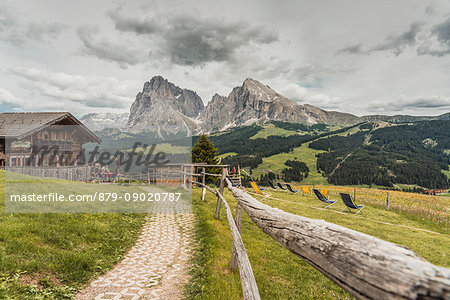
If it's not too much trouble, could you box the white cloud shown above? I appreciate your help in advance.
[9,67,139,110]
[0,0,449,117]
[368,95,450,112]
[279,83,344,110]
[0,2,67,46]
[279,83,307,100]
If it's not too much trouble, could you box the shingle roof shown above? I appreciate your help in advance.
[0,112,101,143]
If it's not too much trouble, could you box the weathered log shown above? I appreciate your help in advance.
[214,168,227,218]
[201,167,206,201]
[230,203,244,271]
[195,182,218,196]
[216,191,261,300]
[226,180,450,300]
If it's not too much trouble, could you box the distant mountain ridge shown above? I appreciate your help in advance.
[80,76,450,134]
[80,112,129,131]
[200,78,358,132]
[361,113,450,123]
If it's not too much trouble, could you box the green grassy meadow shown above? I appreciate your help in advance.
[0,171,146,299]
[249,124,298,139]
[187,186,449,299]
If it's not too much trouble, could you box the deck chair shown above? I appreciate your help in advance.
[302,186,310,195]
[313,189,336,208]
[340,193,365,214]
[285,183,298,193]
[277,182,288,191]
[250,181,271,198]
[268,180,278,189]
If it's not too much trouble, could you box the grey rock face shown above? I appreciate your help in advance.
[86,76,360,135]
[127,76,204,136]
[199,78,358,133]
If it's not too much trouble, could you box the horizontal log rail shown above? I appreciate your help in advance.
[201,171,223,177]
[195,181,218,196]
[177,171,222,177]
[224,178,450,300]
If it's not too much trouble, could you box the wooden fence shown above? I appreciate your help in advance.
[5,165,92,181]
[192,169,450,300]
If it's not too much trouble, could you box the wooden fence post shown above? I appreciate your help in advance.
[215,168,227,218]
[201,167,206,201]
[230,203,243,271]
[386,192,390,210]
[181,165,186,189]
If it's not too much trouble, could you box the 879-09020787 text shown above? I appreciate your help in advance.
[8,192,182,202]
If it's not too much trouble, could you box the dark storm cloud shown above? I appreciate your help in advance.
[160,16,278,65]
[0,3,66,46]
[338,18,450,57]
[106,8,279,66]
[419,17,450,56]
[434,17,450,44]
[107,7,161,34]
[77,25,145,68]
[371,22,423,56]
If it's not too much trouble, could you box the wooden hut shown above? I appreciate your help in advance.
[0,112,101,170]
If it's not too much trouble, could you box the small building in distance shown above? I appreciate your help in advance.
[0,112,101,168]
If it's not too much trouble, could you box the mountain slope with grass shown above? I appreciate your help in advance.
[312,121,450,189]
[206,120,450,189]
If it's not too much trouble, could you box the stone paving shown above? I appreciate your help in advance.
[76,213,194,300]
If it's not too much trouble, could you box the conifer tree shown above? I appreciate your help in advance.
[192,135,219,165]
[192,135,220,182]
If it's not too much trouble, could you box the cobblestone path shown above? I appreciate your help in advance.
[76,213,194,300]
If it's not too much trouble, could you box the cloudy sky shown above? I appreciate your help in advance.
[0,0,449,117]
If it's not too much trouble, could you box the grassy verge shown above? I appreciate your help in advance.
[187,186,449,299]
[0,171,146,299]
[186,188,352,299]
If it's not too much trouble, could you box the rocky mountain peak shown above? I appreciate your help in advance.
[126,76,204,136]
[241,78,290,103]
[84,75,359,136]
[142,75,180,96]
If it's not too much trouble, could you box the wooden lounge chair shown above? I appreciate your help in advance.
[313,189,336,208]
[302,186,310,195]
[268,180,278,189]
[320,189,328,198]
[277,182,288,191]
[340,193,365,214]
[250,181,271,198]
[285,183,298,193]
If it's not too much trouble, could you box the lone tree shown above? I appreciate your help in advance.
[192,135,219,165]
[192,135,220,182]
